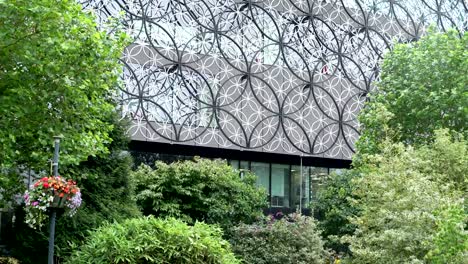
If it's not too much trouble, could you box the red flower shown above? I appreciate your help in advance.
[41,177,48,182]
[43,183,49,188]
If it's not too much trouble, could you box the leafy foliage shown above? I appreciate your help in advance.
[356,30,468,160]
[311,170,360,254]
[0,0,128,173]
[0,257,20,264]
[425,204,468,264]
[9,118,141,263]
[54,144,141,256]
[344,130,467,263]
[229,213,329,264]
[344,30,468,263]
[132,158,267,229]
[66,216,240,264]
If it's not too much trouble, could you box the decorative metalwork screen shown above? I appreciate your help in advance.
[81,0,467,160]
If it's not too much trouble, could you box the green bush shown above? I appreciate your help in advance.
[344,130,467,263]
[229,214,329,264]
[311,170,360,254]
[66,217,240,264]
[132,158,267,229]
[54,152,141,257]
[425,204,468,264]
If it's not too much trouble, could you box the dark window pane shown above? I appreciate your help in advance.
[240,160,249,170]
[310,167,328,201]
[229,160,239,170]
[290,165,302,210]
[271,164,290,207]
[251,162,270,194]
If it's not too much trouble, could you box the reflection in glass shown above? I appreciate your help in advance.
[271,164,290,207]
[329,168,344,175]
[302,166,310,208]
[228,159,239,170]
[240,160,249,170]
[290,165,306,210]
[310,167,328,201]
[251,162,270,194]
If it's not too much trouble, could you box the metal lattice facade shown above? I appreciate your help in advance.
[82,0,467,160]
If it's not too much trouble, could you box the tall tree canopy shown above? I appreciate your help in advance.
[0,0,128,170]
[313,30,468,258]
[356,30,468,160]
[344,30,468,262]
[345,130,467,263]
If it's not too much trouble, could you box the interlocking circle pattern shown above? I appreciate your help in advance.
[81,0,467,160]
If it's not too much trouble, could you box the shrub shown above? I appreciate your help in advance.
[66,217,240,264]
[54,118,141,256]
[229,214,329,264]
[132,158,267,229]
[344,130,467,263]
[311,170,360,254]
[425,204,468,264]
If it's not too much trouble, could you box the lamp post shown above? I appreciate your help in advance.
[48,136,61,264]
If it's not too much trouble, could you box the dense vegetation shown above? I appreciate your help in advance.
[9,118,141,263]
[344,130,467,263]
[132,158,268,229]
[356,29,467,161]
[313,30,468,263]
[311,170,360,254]
[0,0,140,262]
[66,217,240,264]
[1,0,466,262]
[229,214,328,264]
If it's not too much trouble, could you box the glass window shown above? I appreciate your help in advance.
[251,162,270,194]
[310,167,328,201]
[239,160,250,179]
[290,165,310,210]
[302,166,310,208]
[271,164,290,207]
[290,165,300,210]
[329,168,344,175]
[240,160,249,170]
[228,160,239,170]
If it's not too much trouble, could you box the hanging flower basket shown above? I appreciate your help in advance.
[23,176,82,229]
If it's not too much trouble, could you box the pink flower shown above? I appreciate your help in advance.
[32,201,39,206]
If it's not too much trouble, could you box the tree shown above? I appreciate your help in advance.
[132,158,268,229]
[356,30,468,160]
[342,30,468,263]
[0,0,128,175]
[344,130,467,263]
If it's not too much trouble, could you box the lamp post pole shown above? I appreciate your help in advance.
[48,136,61,264]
